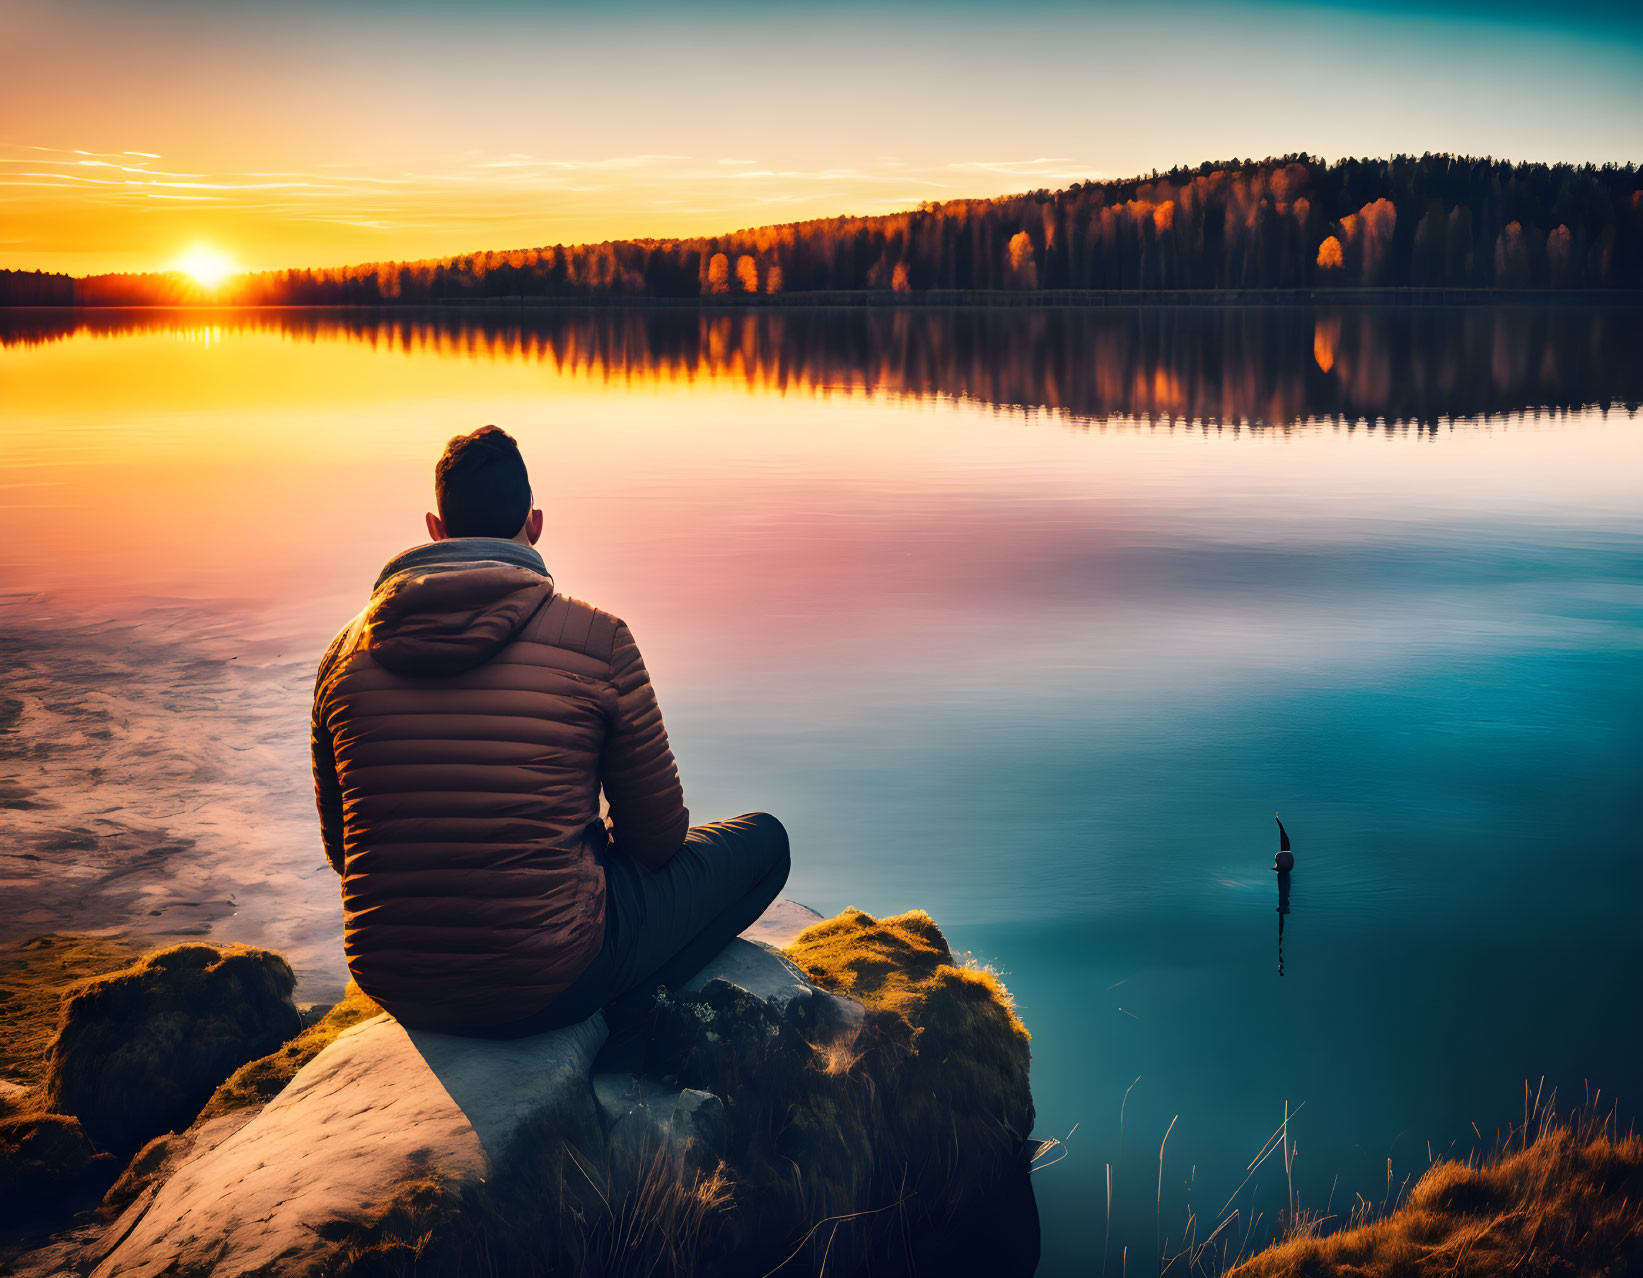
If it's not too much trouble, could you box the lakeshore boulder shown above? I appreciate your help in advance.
[14,905,1039,1277]
[44,943,302,1155]
[85,1010,609,1278]
[0,1112,117,1231]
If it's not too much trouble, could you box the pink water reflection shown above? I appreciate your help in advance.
[1,310,1639,990]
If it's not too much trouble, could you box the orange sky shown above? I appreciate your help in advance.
[4,0,1640,277]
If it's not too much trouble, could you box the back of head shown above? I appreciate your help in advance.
[435,425,531,538]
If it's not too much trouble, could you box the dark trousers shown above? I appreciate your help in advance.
[492,812,791,1037]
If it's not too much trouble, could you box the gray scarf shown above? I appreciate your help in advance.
[373,538,550,590]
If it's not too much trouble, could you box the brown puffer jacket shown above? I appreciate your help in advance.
[311,538,688,1031]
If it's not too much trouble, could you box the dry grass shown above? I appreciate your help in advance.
[195,981,381,1121]
[0,933,141,1099]
[564,1144,735,1278]
[785,909,1032,1155]
[326,1173,466,1278]
[784,906,1030,1043]
[1227,1101,1643,1278]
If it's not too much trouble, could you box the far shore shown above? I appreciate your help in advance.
[5,286,1643,312]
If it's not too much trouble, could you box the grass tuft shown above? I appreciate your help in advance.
[1228,1103,1643,1278]
[565,1144,736,1278]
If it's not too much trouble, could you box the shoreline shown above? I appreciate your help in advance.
[5,287,1643,313]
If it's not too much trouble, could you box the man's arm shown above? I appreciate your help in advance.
[312,632,349,875]
[602,621,689,869]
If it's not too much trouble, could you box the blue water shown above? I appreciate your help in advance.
[3,306,1639,1273]
[671,503,1643,1272]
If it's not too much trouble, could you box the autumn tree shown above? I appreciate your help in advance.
[706,252,731,294]
[33,155,1642,308]
[1007,231,1038,288]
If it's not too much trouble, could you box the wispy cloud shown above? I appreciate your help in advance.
[946,157,1101,182]
[1,156,202,179]
[4,139,1119,274]
[473,153,687,171]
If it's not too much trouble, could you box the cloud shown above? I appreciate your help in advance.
[5,136,1130,275]
[473,153,687,171]
[1,158,203,179]
[945,157,1098,182]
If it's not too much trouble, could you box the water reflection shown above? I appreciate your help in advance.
[2,304,1639,1277]
[4,304,1640,429]
[1276,871,1292,978]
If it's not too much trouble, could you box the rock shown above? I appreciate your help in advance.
[0,1078,30,1119]
[744,895,825,947]
[0,1112,119,1231]
[680,936,866,1036]
[592,1074,728,1182]
[100,1112,254,1217]
[16,908,1038,1278]
[44,943,302,1155]
[4,1111,270,1278]
[637,926,1037,1274]
[88,1011,608,1278]
[191,982,382,1125]
[681,936,815,1009]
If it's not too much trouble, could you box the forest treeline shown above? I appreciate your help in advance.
[7,306,1638,429]
[5,154,1642,306]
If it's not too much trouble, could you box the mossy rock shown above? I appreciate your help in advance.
[0,1111,119,1230]
[785,908,1033,1136]
[14,913,1040,1277]
[44,942,302,1155]
[622,911,1040,1273]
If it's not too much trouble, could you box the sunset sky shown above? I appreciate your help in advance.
[4,0,1641,277]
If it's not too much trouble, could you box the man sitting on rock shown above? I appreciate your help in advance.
[311,425,790,1036]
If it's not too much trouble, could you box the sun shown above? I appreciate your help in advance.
[174,244,238,289]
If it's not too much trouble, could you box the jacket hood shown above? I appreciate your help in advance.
[363,539,553,677]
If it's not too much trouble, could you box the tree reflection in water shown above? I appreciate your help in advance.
[5,303,1640,431]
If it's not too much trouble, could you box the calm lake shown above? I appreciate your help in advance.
[3,304,1640,1274]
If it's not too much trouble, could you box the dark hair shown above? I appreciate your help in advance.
[434,426,532,538]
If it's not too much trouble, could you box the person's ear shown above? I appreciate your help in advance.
[524,508,544,546]
[426,511,447,541]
